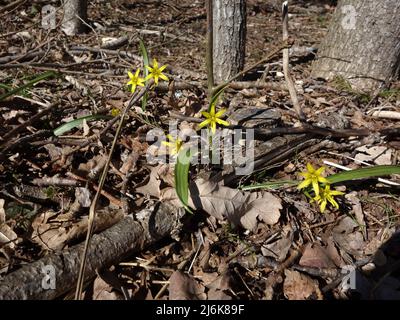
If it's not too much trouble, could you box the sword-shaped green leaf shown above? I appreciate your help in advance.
[326,165,400,184]
[53,114,112,136]
[175,148,193,213]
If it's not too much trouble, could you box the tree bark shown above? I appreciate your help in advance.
[62,0,88,35]
[0,203,183,300]
[311,0,400,92]
[213,0,246,83]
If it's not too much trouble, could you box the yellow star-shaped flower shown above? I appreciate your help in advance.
[162,134,183,155]
[127,69,145,93]
[197,103,230,134]
[312,184,344,213]
[145,58,169,85]
[297,163,329,196]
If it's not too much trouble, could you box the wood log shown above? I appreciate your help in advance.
[0,202,182,300]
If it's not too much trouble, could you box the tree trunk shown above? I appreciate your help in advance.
[311,0,400,92]
[62,0,88,35]
[213,0,246,83]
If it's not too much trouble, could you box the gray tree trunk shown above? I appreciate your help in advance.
[213,0,246,83]
[62,0,88,35]
[311,0,400,92]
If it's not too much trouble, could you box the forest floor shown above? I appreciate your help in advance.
[0,0,399,300]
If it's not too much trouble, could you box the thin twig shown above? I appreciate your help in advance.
[212,41,290,95]
[75,83,151,299]
[282,1,304,120]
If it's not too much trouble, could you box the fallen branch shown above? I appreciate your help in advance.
[0,202,183,300]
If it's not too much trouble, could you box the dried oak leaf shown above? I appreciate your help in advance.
[206,270,233,300]
[168,271,206,300]
[299,243,336,269]
[283,269,321,300]
[161,179,282,230]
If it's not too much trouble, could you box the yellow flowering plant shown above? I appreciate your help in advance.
[145,58,169,85]
[162,134,184,156]
[297,163,329,196]
[127,69,145,93]
[311,184,344,213]
[198,103,230,134]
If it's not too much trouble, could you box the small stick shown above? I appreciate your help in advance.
[212,42,289,95]
[75,83,151,299]
[282,1,304,120]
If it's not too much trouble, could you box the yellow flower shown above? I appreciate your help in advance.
[297,163,329,196]
[127,69,145,93]
[312,184,344,213]
[111,108,120,117]
[162,134,183,155]
[145,58,169,85]
[197,103,230,134]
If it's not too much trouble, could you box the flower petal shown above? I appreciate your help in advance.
[312,180,320,196]
[152,58,157,67]
[159,73,169,81]
[317,176,330,184]
[216,119,230,127]
[320,200,327,213]
[201,111,210,118]
[159,65,167,72]
[215,108,227,117]
[306,163,315,173]
[297,179,311,190]
[315,166,325,175]
[209,104,216,116]
[211,121,216,134]
[330,190,344,196]
[299,172,309,178]
[198,119,211,129]
[134,69,141,77]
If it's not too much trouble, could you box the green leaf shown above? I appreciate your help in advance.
[175,148,193,213]
[241,180,297,191]
[53,114,112,136]
[139,39,149,111]
[326,165,400,184]
[208,86,226,112]
[0,71,57,101]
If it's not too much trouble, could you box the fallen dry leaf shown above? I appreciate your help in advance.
[169,270,206,300]
[136,164,174,198]
[93,276,124,300]
[299,243,336,269]
[283,269,321,300]
[206,270,233,300]
[345,192,366,238]
[261,226,293,262]
[162,179,282,230]
[333,216,366,258]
